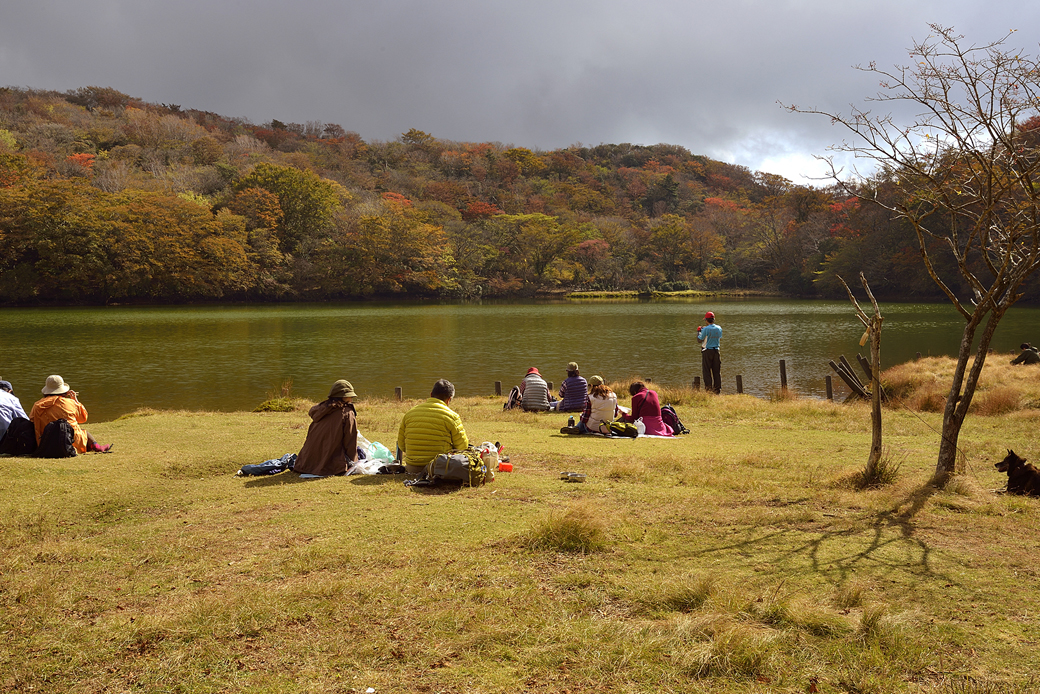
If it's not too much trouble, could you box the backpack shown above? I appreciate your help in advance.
[424,448,489,486]
[34,419,77,458]
[0,417,37,456]
[608,421,639,438]
[660,404,689,435]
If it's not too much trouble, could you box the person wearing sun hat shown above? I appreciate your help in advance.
[518,366,552,411]
[576,375,618,434]
[293,379,359,477]
[29,375,112,453]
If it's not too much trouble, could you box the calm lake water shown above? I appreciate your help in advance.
[2,298,1038,421]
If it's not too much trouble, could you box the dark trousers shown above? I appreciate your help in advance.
[701,348,721,394]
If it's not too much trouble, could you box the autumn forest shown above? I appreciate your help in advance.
[0,85,1030,305]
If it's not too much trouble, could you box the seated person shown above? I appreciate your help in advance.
[293,379,359,477]
[518,367,553,411]
[0,379,28,441]
[621,381,673,436]
[554,362,588,412]
[397,379,469,474]
[30,375,111,453]
[579,375,619,434]
[1011,342,1040,365]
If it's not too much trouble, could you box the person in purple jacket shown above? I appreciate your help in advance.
[554,361,588,412]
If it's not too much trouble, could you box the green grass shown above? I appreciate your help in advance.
[2,392,1040,692]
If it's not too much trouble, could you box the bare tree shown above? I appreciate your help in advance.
[791,25,1040,481]
[837,273,883,471]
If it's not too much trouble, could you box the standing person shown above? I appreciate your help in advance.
[555,361,588,412]
[0,380,28,440]
[396,379,469,474]
[293,379,359,477]
[30,375,112,453]
[621,381,673,436]
[518,367,552,411]
[579,375,620,434]
[698,311,723,394]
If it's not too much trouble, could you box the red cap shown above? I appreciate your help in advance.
[704,311,715,321]
[527,367,540,375]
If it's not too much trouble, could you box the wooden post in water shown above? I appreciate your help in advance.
[736,375,743,394]
[395,387,403,401]
[495,381,502,396]
[779,360,787,390]
[547,381,553,392]
[693,377,701,390]
[825,375,833,401]
[916,352,922,361]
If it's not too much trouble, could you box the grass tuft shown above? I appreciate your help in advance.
[525,502,607,553]
[834,580,869,610]
[854,448,903,489]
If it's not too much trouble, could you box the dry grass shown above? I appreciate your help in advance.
[882,355,1040,413]
[3,392,1040,692]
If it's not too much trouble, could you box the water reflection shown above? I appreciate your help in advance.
[1,298,1036,421]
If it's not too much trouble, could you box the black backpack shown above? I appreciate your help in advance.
[34,419,77,458]
[0,417,37,456]
[661,404,689,435]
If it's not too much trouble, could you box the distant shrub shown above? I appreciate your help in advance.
[253,395,305,412]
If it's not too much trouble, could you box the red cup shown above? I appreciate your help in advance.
[498,462,513,472]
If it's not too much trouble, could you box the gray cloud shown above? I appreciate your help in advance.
[3,0,1038,184]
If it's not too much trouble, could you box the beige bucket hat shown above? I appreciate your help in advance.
[42,374,71,395]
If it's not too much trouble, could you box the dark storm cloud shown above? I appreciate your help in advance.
[3,0,1039,183]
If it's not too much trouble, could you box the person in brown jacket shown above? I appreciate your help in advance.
[293,379,359,477]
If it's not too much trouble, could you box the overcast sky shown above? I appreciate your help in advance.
[3,1,1039,185]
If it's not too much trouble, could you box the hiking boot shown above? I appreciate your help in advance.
[560,425,582,435]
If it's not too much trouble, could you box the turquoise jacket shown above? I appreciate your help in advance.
[698,323,722,350]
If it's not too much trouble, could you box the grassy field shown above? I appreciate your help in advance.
[2,365,1040,693]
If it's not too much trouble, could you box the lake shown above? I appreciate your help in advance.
[2,298,1037,421]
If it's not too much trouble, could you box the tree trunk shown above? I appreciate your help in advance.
[935,310,1003,478]
[868,315,883,470]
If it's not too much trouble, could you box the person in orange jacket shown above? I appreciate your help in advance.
[30,375,112,453]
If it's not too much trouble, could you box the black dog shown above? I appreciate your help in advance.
[995,449,1040,497]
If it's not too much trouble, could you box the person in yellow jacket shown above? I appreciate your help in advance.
[30,375,112,453]
[396,379,468,474]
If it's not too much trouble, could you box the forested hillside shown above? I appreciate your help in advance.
[0,85,1025,304]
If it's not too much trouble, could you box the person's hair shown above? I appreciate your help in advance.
[567,369,578,378]
[590,383,614,398]
[1022,342,1032,350]
[628,381,647,396]
[431,379,455,401]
